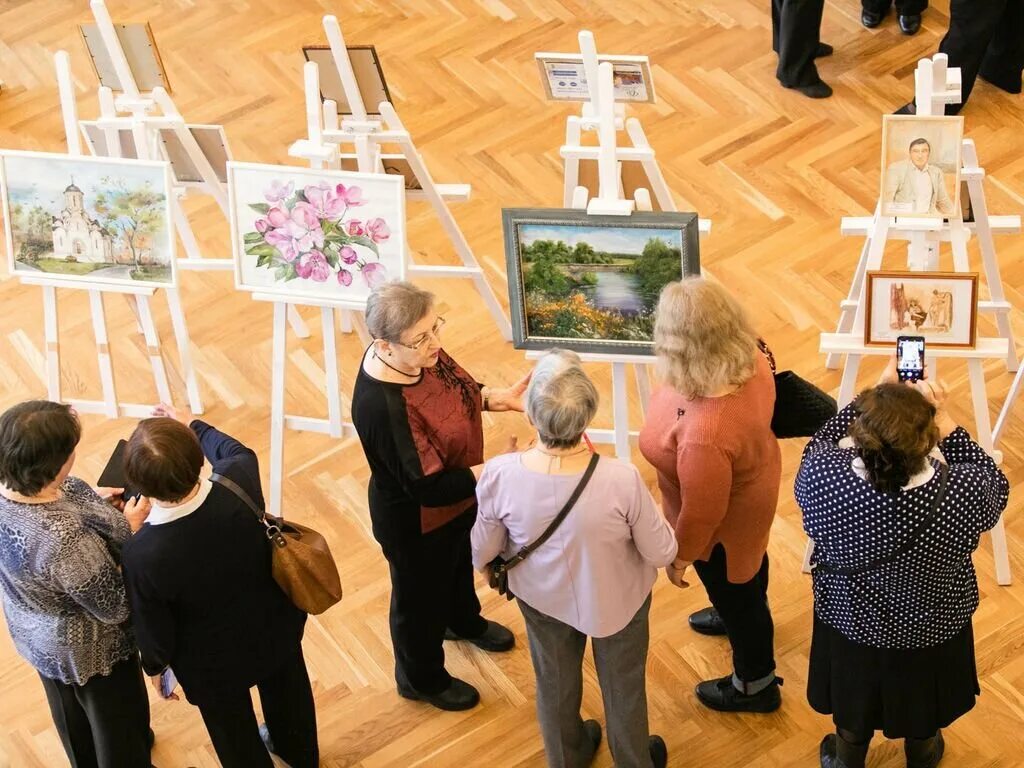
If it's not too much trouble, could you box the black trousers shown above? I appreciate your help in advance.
[39,654,151,768]
[195,642,318,768]
[862,0,928,15]
[693,544,776,683]
[383,513,487,694]
[771,0,826,87]
[939,0,1024,112]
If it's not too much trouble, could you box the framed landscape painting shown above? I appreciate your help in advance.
[229,161,405,307]
[0,149,176,288]
[865,270,978,348]
[502,208,700,355]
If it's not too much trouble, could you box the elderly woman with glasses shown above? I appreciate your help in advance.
[351,281,529,711]
[471,351,678,768]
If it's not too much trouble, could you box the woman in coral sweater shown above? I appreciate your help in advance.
[639,278,783,713]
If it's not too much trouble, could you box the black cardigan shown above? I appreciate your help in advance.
[121,421,305,704]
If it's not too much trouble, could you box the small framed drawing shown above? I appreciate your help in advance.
[534,52,655,103]
[229,161,405,308]
[503,208,700,356]
[79,22,172,93]
[339,154,422,190]
[302,45,391,116]
[880,115,963,219]
[0,149,176,288]
[864,271,978,348]
[80,122,231,185]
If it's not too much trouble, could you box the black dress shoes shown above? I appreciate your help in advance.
[815,42,834,58]
[784,80,833,99]
[649,735,668,768]
[688,607,727,636]
[398,676,481,711]
[905,730,945,768]
[583,719,602,752]
[820,733,870,768]
[899,14,922,34]
[695,674,783,713]
[861,9,885,28]
[444,620,515,652]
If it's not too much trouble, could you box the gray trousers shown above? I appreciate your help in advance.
[518,594,653,768]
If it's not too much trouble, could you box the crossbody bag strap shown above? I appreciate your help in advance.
[210,473,286,546]
[817,462,949,576]
[501,453,600,572]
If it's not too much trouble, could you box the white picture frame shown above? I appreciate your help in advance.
[0,149,177,289]
[534,52,655,103]
[228,161,406,308]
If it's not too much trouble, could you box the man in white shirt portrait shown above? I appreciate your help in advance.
[884,138,955,215]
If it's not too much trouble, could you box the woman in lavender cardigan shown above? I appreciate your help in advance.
[472,350,678,768]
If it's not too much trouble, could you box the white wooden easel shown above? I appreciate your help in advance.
[288,14,512,342]
[813,54,1013,585]
[24,51,203,417]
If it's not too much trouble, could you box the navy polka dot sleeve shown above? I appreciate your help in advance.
[795,403,1010,649]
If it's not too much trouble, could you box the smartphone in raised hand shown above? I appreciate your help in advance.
[896,336,926,382]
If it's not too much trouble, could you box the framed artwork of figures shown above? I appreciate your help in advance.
[864,270,978,348]
[228,161,405,308]
[0,149,176,288]
[880,115,963,219]
[502,208,700,356]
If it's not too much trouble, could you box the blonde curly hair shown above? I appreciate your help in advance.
[654,278,758,399]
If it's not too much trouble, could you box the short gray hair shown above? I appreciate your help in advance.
[365,281,434,342]
[526,350,599,449]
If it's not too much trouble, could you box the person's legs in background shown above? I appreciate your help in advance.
[773,0,831,98]
[979,0,1024,94]
[256,642,320,768]
[197,686,275,768]
[820,728,873,768]
[938,0,1009,113]
[518,599,600,768]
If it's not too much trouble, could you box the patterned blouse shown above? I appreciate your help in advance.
[0,477,135,684]
[795,403,1009,649]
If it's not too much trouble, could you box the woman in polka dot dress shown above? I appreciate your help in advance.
[795,375,1008,768]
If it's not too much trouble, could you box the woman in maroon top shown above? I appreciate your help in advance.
[639,278,783,714]
[351,281,527,711]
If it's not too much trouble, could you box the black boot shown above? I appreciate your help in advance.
[905,730,944,768]
[820,731,870,768]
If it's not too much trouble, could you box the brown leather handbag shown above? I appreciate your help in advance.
[211,473,343,615]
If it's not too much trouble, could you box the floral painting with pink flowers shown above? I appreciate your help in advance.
[228,162,405,306]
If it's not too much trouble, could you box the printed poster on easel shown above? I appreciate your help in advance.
[229,161,405,307]
[0,149,177,288]
[535,52,655,103]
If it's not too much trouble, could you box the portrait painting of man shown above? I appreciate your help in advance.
[880,115,963,219]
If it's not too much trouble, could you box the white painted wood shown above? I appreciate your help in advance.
[164,287,204,414]
[611,362,631,459]
[269,302,288,519]
[90,0,142,100]
[321,306,343,438]
[135,295,173,404]
[88,291,119,418]
[42,287,61,401]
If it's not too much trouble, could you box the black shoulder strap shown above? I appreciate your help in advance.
[501,453,600,572]
[210,472,264,519]
[816,462,949,576]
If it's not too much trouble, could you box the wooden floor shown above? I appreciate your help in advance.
[1,1,1024,766]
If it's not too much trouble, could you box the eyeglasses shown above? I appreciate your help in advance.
[396,316,446,351]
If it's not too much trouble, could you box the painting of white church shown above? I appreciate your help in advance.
[0,150,176,288]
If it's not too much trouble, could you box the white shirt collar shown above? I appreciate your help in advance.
[146,478,213,525]
[838,436,942,491]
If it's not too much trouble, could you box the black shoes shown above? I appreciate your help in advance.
[695,674,783,713]
[905,730,945,768]
[861,9,885,28]
[785,80,833,99]
[258,723,277,755]
[649,735,668,768]
[398,677,481,711]
[899,14,922,35]
[444,620,515,652]
[894,101,917,115]
[583,719,602,753]
[815,42,834,58]
[688,607,727,636]
[820,733,870,768]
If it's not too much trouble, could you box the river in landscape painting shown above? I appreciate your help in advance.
[577,271,650,315]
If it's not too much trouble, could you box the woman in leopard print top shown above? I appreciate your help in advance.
[0,401,152,768]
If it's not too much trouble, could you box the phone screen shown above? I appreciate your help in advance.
[897,336,925,382]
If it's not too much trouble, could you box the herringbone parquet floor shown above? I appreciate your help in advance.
[1,1,1023,766]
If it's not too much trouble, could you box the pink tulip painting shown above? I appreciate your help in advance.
[239,168,401,297]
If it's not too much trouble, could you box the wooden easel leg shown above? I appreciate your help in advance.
[88,290,119,418]
[42,287,61,402]
[801,539,815,574]
[337,309,353,334]
[351,313,372,347]
[288,305,311,339]
[993,363,1024,445]
[827,237,872,370]
[633,363,651,419]
[165,288,204,415]
[321,306,342,438]
[269,302,288,519]
[611,362,630,460]
[966,358,1011,584]
[563,117,582,208]
[837,354,863,408]
[135,295,174,405]
[627,120,676,212]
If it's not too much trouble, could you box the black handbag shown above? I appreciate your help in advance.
[814,463,949,576]
[758,339,838,439]
[488,453,600,601]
